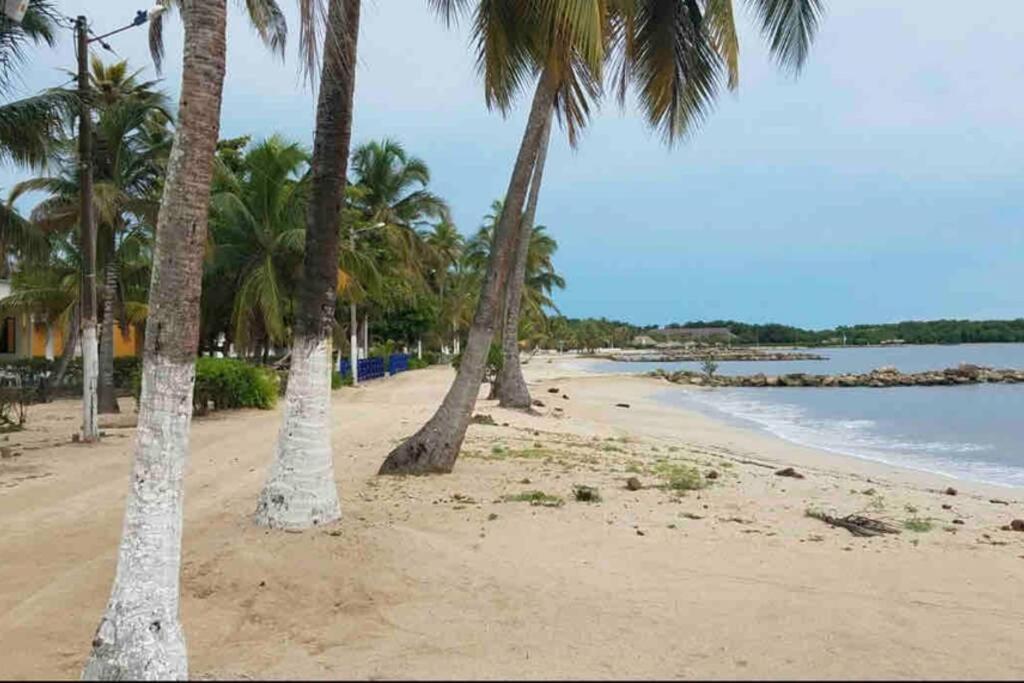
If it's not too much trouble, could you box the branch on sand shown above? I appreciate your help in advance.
[806,510,902,537]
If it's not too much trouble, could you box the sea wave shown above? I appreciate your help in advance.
[658,387,1024,488]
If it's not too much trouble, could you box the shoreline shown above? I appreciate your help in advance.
[530,354,1024,497]
[2,359,1024,678]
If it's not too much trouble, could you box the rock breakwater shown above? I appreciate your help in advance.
[652,364,1024,388]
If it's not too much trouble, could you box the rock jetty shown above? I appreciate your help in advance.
[652,364,1024,388]
[596,349,827,363]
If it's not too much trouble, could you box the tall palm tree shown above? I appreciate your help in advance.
[254,0,361,530]
[422,219,463,350]
[14,57,171,413]
[83,0,293,676]
[381,0,824,474]
[380,1,604,474]
[207,135,309,357]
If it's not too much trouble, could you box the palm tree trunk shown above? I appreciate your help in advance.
[496,104,553,408]
[98,258,120,414]
[81,1,227,678]
[379,68,559,475]
[254,0,358,530]
[42,306,80,400]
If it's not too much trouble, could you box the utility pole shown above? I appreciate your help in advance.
[77,15,99,442]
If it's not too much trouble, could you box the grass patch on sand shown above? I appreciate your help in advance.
[470,445,561,462]
[903,516,934,533]
[653,461,706,493]
[499,490,565,507]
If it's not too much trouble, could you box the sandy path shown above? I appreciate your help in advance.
[1,362,1023,679]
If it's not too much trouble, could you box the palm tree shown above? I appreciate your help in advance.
[422,219,463,351]
[0,0,73,168]
[207,136,309,358]
[14,57,171,413]
[254,0,361,530]
[381,0,824,474]
[83,0,293,676]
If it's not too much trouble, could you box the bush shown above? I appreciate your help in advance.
[408,357,429,370]
[422,350,440,365]
[452,343,503,384]
[192,358,279,415]
[331,371,352,389]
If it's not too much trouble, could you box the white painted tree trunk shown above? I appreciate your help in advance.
[81,321,99,442]
[81,359,194,680]
[254,336,341,530]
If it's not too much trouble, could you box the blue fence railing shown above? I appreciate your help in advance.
[338,353,410,382]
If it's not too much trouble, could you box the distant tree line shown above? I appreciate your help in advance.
[666,319,1024,346]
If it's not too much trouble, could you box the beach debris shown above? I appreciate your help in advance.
[952,519,965,525]
[615,403,631,409]
[487,513,499,521]
[562,394,570,400]
[1005,519,1024,532]
[806,510,902,537]
[944,486,958,496]
[941,503,953,510]
[547,387,560,394]
[635,529,645,536]
[625,476,643,491]
[519,477,531,484]
[680,512,704,520]
[470,413,497,426]
[989,498,1011,505]
[775,467,805,479]
[572,485,601,503]
[532,399,545,407]
[706,469,720,480]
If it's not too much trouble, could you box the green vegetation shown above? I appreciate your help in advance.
[903,517,935,533]
[191,358,279,414]
[499,490,565,508]
[653,461,706,493]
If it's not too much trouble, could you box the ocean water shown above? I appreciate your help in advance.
[581,344,1024,488]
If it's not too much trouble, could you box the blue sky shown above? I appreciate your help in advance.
[3,1,1022,328]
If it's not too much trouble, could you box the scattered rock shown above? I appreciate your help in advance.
[944,487,958,496]
[705,470,719,480]
[952,519,965,525]
[487,513,499,521]
[615,403,631,409]
[519,477,531,484]
[561,394,569,400]
[941,503,953,510]
[990,498,1010,505]
[1010,519,1024,532]
[71,433,80,443]
[0,446,12,459]
[531,399,545,407]
[625,476,643,491]
[547,387,560,394]
[635,529,645,536]
[470,413,497,426]
[775,467,804,479]
[258,581,266,588]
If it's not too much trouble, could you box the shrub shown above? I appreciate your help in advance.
[408,357,429,370]
[192,358,279,415]
[572,485,602,503]
[422,350,440,365]
[331,371,352,389]
[654,461,706,492]
[452,343,503,384]
[499,490,565,507]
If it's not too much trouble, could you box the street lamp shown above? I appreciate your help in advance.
[347,221,385,385]
[75,7,164,442]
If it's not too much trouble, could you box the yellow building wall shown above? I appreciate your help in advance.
[30,321,139,358]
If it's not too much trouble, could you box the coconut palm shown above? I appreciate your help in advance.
[13,58,171,413]
[207,135,309,358]
[0,0,72,167]
[83,0,295,676]
[254,0,361,530]
[382,0,824,474]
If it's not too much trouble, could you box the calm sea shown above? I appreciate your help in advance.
[581,344,1024,488]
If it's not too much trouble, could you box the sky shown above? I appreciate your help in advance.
[2,0,1023,329]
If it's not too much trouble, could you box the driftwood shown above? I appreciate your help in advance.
[807,510,902,537]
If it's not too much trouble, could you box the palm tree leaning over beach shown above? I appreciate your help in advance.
[82,0,290,677]
[379,0,605,474]
[494,0,827,409]
[254,0,361,530]
[381,0,825,474]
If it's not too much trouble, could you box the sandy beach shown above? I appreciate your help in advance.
[2,355,1023,680]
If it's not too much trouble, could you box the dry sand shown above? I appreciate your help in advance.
[2,355,1024,679]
